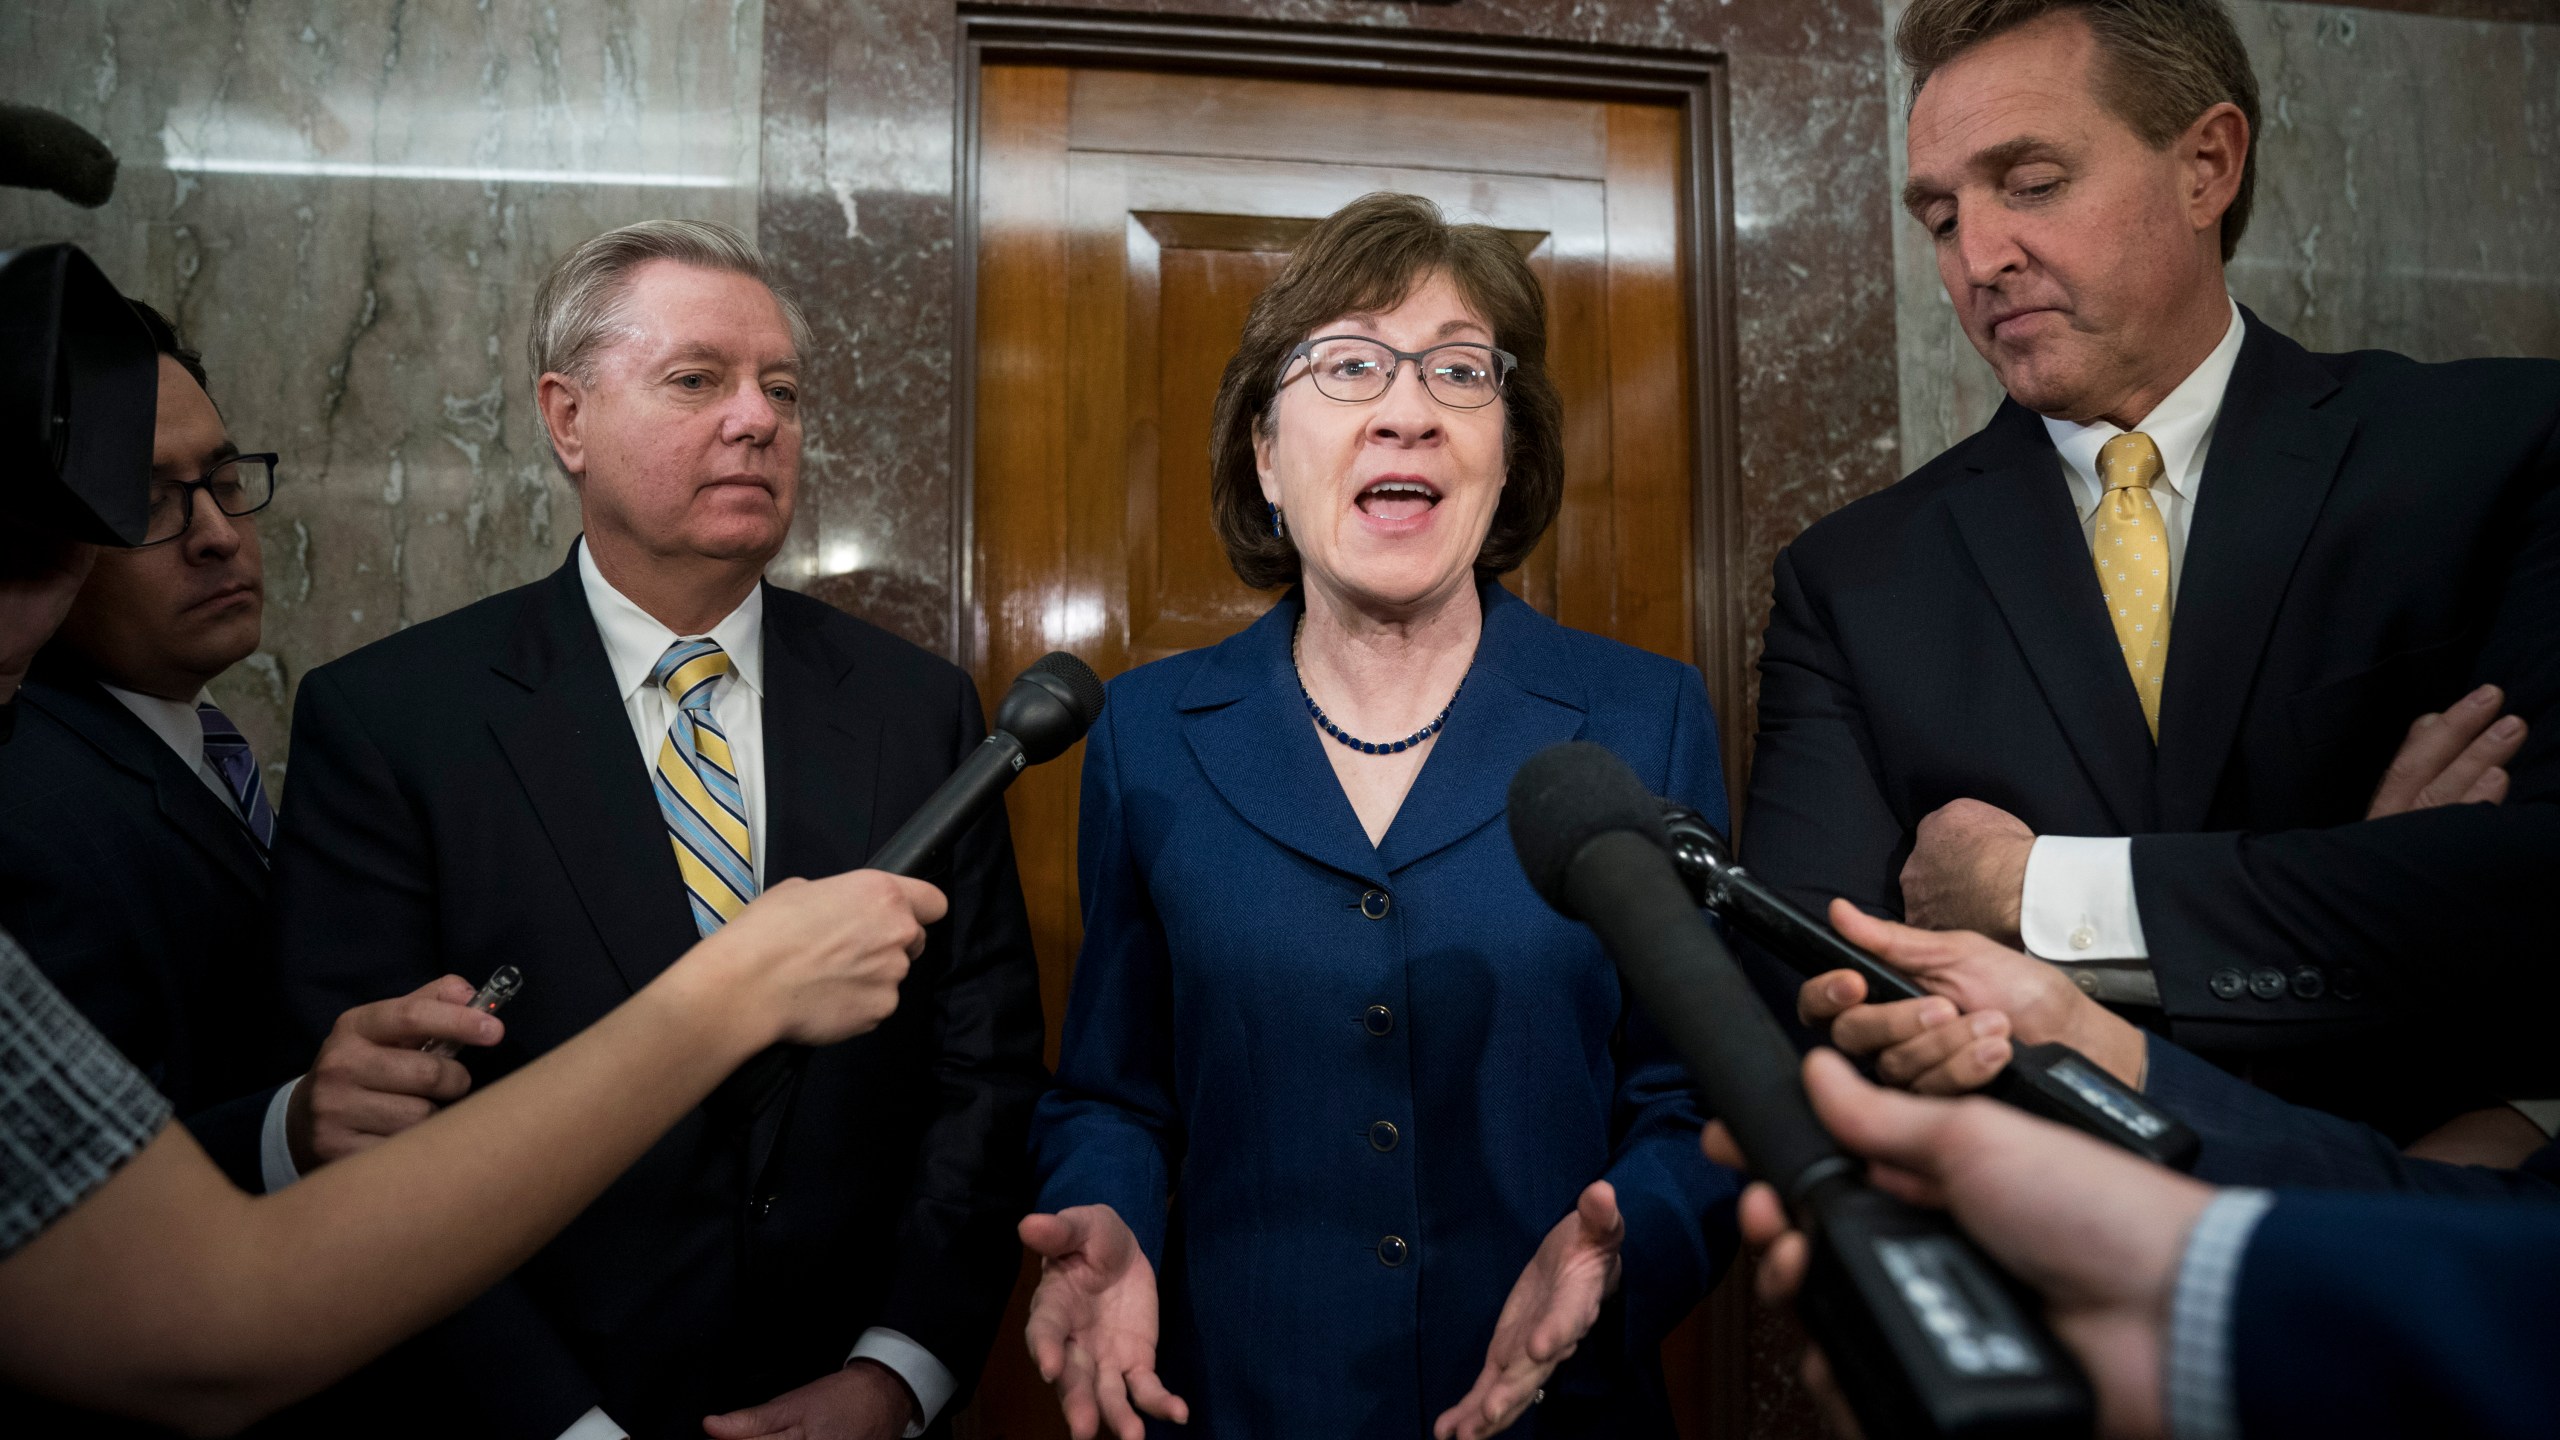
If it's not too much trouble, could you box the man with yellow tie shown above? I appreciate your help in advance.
[1741,0,2560,1161]
[266,221,1045,1440]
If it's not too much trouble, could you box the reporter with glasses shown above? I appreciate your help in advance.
[0,301,301,1210]
[1021,193,1742,1440]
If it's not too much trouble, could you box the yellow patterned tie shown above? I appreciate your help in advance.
[2094,432,2173,738]
[650,639,756,934]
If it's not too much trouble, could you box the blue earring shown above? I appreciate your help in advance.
[1269,503,1286,539]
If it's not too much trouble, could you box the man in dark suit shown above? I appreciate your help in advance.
[0,303,288,1194]
[1744,0,2560,1139]
[268,221,1045,1440]
[1715,1048,2560,1440]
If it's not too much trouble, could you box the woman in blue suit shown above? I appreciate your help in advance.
[1022,193,1742,1440]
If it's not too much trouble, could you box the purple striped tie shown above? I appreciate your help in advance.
[196,701,277,854]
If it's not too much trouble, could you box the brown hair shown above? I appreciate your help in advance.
[1898,0,2260,261]
[1208,192,1565,591]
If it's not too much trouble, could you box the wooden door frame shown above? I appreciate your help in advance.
[952,4,1748,794]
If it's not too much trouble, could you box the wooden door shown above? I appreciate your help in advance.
[963,62,1711,1440]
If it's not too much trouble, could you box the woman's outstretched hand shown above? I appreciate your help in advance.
[1433,1180,1625,1440]
[1021,1204,1189,1440]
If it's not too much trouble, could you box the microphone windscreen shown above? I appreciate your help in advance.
[0,105,118,209]
[1028,650,1106,727]
[1506,741,1672,916]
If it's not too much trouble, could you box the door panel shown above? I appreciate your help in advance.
[964,62,1706,1440]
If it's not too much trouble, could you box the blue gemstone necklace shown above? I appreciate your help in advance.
[1293,621,1469,756]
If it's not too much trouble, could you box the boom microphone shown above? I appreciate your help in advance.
[0,104,119,208]
[728,651,1107,1112]
[1657,803,2199,1170]
[1509,743,2092,1440]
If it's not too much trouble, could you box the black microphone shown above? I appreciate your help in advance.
[866,650,1105,875]
[1509,743,2093,1440]
[0,105,119,208]
[727,651,1107,1113]
[1658,803,2199,1171]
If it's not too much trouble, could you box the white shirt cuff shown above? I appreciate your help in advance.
[849,1327,955,1437]
[2020,835,2149,961]
[555,1407,628,1440]
[259,1075,306,1192]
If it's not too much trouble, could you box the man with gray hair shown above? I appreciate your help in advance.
[269,220,1045,1439]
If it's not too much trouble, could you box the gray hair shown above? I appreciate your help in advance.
[527,219,812,388]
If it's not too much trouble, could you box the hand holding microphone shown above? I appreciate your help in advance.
[1658,805,2197,1171]
[1508,744,2093,1440]
[727,651,1106,1111]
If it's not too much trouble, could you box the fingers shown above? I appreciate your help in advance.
[1125,1368,1190,1425]
[1829,901,1976,981]
[1828,995,1959,1060]
[1575,1180,1622,1247]
[344,978,504,1052]
[1798,970,1867,1025]
[1056,1343,1103,1440]
[2369,685,2512,818]
[1875,1010,2011,1095]
[1756,1230,1810,1309]
[699,1405,769,1438]
[1737,1181,1787,1248]
[1094,1360,1147,1440]
[888,873,950,927]
[1020,1210,1085,1259]
[1701,1119,1743,1172]
[1797,1049,1964,1181]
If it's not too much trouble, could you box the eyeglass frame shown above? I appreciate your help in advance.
[1281,335,1518,411]
[129,452,282,549]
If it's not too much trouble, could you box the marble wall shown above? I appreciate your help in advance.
[1893,0,2560,465]
[0,0,764,779]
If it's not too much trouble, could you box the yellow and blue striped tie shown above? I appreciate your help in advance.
[651,639,756,935]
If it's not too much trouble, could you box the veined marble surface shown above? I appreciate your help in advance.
[0,0,763,789]
[1891,0,2560,471]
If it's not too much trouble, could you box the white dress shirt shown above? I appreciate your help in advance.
[2019,299,2245,965]
[100,682,237,813]
[563,542,951,1439]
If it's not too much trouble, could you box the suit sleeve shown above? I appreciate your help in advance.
[271,667,602,1440]
[1596,670,1745,1357]
[1735,545,1918,1032]
[2147,1036,2560,1198]
[870,673,1049,1394]
[2232,1191,2560,1440]
[2132,418,2560,1069]
[1027,697,1183,1266]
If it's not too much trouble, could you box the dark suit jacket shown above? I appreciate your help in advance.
[2146,1036,2560,1197]
[0,666,297,1437]
[0,665,286,1184]
[269,548,1045,1439]
[1030,585,1742,1439]
[1745,308,2560,1131]
[2234,1189,2560,1438]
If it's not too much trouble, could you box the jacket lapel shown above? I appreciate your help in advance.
[743,591,883,1184]
[1376,585,1587,875]
[2153,311,2356,830]
[23,674,267,893]
[1179,597,1390,887]
[1946,404,2158,832]
[486,551,698,999]
[760,589,883,884]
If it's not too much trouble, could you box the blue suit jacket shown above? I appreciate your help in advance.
[2149,1037,2560,1198]
[1030,584,1742,1438]
[2235,1191,2560,1437]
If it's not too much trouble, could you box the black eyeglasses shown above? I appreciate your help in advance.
[1284,336,1517,410]
[133,453,279,547]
